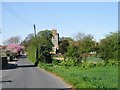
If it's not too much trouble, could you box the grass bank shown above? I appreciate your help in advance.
[27,46,36,63]
[39,63,118,88]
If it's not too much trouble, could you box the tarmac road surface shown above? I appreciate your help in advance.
[1,56,72,89]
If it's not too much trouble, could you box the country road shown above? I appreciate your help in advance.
[1,56,72,89]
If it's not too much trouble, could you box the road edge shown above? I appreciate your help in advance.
[27,59,75,89]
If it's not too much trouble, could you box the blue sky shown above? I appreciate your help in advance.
[1,2,118,44]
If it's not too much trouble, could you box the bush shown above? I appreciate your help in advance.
[81,61,96,69]
[96,60,106,67]
[59,57,77,67]
[80,60,106,69]
[38,45,52,63]
[52,59,61,65]
[107,59,119,66]
[97,32,118,61]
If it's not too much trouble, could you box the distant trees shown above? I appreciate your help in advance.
[58,33,96,66]
[65,33,96,63]
[23,29,118,66]
[59,31,119,66]
[74,33,96,54]
[22,33,34,48]
[3,36,21,45]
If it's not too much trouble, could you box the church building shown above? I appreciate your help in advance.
[51,29,59,54]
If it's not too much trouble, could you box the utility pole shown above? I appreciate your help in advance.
[34,24,39,66]
[34,24,36,38]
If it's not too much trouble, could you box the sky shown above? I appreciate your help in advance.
[0,2,118,45]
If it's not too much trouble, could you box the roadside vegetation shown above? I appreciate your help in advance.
[22,30,119,88]
[39,63,118,88]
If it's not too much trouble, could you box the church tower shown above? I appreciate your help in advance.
[51,29,59,54]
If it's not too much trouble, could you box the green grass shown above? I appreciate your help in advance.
[27,46,36,63]
[27,47,119,88]
[39,64,118,88]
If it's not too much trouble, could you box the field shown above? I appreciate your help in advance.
[27,48,119,88]
[39,63,118,88]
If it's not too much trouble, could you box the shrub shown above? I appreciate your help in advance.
[96,60,106,67]
[59,57,77,67]
[80,61,96,69]
[80,60,108,69]
[107,59,119,66]
[81,61,89,69]
[52,59,61,65]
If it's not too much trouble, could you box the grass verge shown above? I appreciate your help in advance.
[39,63,118,88]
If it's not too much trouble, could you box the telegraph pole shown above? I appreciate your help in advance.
[34,24,36,38]
[34,24,39,66]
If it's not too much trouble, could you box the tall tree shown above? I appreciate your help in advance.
[36,30,53,63]
[74,32,95,53]
[25,30,53,64]
[97,32,118,61]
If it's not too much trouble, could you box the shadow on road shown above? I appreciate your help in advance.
[1,63,17,70]
[17,55,27,59]
[0,80,12,83]
[2,64,35,70]
[17,65,35,68]
[1,55,34,70]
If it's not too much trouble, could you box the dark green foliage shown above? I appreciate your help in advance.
[35,30,53,48]
[38,45,52,63]
[24,30,53,64]
[80,34,95,53]
[59,40,69,54]
[74,33,96,54]
[66,44,78,57]
[97,32,118,61]
[52,59,61,65]
[59,37,73,55]
[66,44,82,64]
[64,32,96,64]
[37,30,52,40]
[36,30,53,63]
